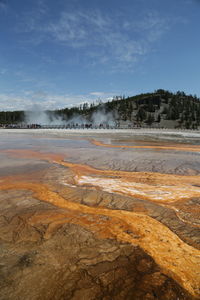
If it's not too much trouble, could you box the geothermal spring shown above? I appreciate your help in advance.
[0,129,200,300]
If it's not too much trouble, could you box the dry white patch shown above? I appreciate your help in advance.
[0,128,200,139]
[76,175,200,202]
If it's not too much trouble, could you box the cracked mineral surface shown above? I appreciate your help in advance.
[0,129,200,300]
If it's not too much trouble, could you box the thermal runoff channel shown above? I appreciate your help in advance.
[0,129,200,300]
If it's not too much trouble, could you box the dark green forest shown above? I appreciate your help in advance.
[1,89,200,129]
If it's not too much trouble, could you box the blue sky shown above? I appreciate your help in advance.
[0,0,200,110]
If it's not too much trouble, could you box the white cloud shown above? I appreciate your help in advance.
[43,10,149,67]
[0,91,119,111]
[16,8,172,70]
[46,12,87,44]
[90,92,104,97]
[0,94,29,111]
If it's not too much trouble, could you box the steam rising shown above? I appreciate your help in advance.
[91,109,116,127]
[25,109,65,125]
[24,105,116,127]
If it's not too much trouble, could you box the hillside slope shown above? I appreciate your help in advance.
[1,90,200,129]
[57,89,200,129]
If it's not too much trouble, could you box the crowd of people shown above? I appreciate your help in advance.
[0,123,117,129]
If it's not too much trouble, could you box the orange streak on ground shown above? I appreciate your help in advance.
[1,149,200,296]
[90,139,200,152]
[0,180,200,297]
[2,149,200,203]
[58,158,200,188]
[28,209,133,241]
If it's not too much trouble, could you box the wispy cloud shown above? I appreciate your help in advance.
[133,11,170,42]
[43,10,163,67]
[16,7,173,71]
[0,0,7,12]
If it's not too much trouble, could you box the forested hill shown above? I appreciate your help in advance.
[1,89,200,129]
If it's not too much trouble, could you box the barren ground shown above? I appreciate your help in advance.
[0,129,200,300]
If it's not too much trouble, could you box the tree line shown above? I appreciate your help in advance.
[0,89,200,129]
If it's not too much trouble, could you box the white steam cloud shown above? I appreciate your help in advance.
[24,105,117,127]
[25,110,65,125]
[91,108,116,127]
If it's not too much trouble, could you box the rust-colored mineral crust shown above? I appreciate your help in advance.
[0,133,199,300]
